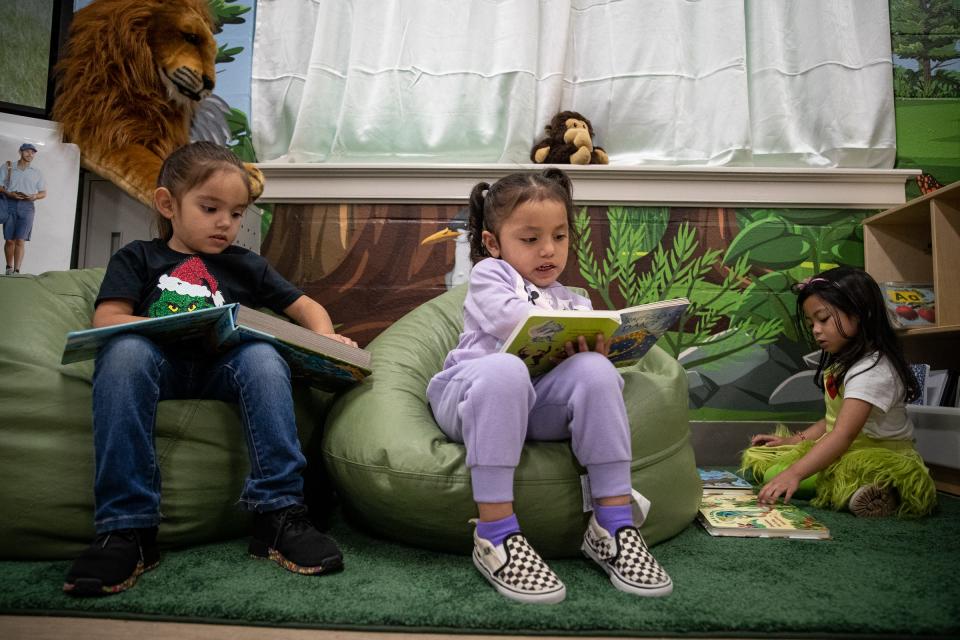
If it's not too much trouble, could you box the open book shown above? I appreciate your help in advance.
[697,491,830,540]
[500,298,689,377]
[61,303,372,392]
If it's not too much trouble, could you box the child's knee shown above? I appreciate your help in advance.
[97,334,161,370]
[232,341,289,376]
[479,353,535,394]
[566,352,622,388]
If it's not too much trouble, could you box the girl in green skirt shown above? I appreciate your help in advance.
[741,267,936,517]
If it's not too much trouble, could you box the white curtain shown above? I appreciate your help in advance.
[252,0,895,167]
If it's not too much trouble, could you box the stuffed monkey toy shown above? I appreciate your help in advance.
[530,111,609,165]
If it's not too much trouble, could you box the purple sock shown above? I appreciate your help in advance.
[594,503,633,535]
[475,513,520,547]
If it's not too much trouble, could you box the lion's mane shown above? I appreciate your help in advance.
[52,0,218,206]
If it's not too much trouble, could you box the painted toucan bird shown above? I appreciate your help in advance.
[421,208,471,289]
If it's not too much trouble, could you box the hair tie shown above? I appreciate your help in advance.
[795,277,829,291]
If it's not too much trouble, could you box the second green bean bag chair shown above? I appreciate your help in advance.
[322,285,700,557]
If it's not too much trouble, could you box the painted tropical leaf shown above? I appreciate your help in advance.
[830,240,864,266]
[723,218,810,269]
[732,271,798,341]
[217,44,244,64]
[773,208,852,225]
[208,0,251,30]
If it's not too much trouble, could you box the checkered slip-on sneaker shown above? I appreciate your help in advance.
[848,484,898,518]
[472,530,566,604]
[582,514,673,597]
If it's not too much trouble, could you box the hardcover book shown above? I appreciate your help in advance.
[61,303,372,392]
[698,468,753,493]
[697,492,830,540]
[880,282,936,328]
[500,298,689,377]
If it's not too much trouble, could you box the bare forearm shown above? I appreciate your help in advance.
[792,419,827,445]
[284,295,335,334]
[783,429,855,480]
[92,300,144,328]
[784,401,870,480]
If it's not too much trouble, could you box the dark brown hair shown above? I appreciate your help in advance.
[154,141,251,241]
[466,168,577,262]
[794,266,920,402]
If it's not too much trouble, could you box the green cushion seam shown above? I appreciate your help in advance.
[631,434,690,469]
[322,432,690,484]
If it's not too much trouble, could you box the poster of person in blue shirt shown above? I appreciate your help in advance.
[0,143,46,275]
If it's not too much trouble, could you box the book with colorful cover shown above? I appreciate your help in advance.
[697,491,830,540]
[698,468,753,493]
[500,298,689,377]
[880,282,936,328]
[61,303,372,392]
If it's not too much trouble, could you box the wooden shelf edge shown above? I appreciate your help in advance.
[863,179,960,224]
[898,324,960,337]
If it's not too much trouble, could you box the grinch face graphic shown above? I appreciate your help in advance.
[149,289,214,317]
[150,256,225,318]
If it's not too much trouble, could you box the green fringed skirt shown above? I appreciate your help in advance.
[740,425,937,517]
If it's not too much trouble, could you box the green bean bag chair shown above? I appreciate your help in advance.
[0,270,332,560]
[322,285,700,557]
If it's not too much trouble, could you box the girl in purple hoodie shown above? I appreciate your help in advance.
[427,168,672,605]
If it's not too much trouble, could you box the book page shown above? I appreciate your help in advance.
[501,311,620,377]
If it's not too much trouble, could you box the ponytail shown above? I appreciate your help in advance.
[467,181,490,262]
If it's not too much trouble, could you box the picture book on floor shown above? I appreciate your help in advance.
[61,303,372,391]
[697,491,831,540]
[500,298,689,377]
[698,468,753,492]
[880,282,936,328]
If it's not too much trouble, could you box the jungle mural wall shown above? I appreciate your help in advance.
[262,204,875,421]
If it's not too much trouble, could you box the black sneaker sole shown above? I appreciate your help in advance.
[248,539,343,575]
[63,559,159,597]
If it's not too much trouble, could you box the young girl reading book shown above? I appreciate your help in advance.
[741,267,937,518]
[426,168,672,604]
[64,142,355,596]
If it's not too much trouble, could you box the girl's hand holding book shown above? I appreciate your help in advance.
[563,333,609,358]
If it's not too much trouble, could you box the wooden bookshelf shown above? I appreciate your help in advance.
[863,180,960,369]
[864,181,960,472]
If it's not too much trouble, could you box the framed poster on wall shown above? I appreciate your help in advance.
[0,112,80,274]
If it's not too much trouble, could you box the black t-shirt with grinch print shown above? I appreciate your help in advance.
[96,239,303,318]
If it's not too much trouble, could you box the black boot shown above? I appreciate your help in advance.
[64,527,160,596]
[249,504,343,575]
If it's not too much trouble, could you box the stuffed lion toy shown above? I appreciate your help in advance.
[53,0,263,208]
[530,111,609,165]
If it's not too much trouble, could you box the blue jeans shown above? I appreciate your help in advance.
[91,334,306,533]
[2,198,34,240]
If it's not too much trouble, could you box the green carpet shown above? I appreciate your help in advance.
[2,494,959,638]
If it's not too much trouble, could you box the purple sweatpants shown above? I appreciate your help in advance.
[426,351,632,503]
